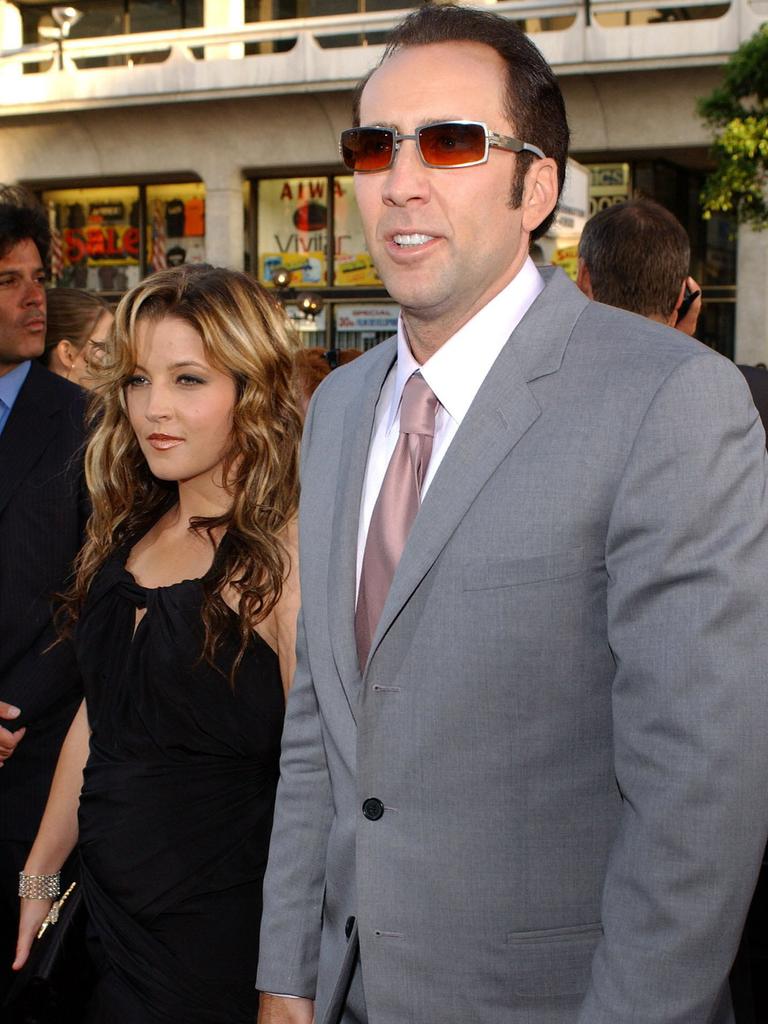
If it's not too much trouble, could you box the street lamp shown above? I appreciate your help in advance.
[296,293,324,321]
[51,6,83,71]
[270,266,295,309]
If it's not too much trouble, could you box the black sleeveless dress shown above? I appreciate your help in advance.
[74,544,285,1023]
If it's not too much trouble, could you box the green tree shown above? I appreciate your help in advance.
[697,23,768,228]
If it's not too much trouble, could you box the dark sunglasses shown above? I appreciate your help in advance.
[339,120,546,172]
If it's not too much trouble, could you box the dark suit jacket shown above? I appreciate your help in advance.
[738,365,768,449]
[0,362,88,844]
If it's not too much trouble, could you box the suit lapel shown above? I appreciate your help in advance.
[0,364,65,520]
[327,341,397,713]
[365,269,589,669]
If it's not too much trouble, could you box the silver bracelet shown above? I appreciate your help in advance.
[18,871,60,900]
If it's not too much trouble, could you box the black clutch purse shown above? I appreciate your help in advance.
[2,881,95,1024]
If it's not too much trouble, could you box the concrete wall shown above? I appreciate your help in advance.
[564,67,723,152]
[736,226,768,365]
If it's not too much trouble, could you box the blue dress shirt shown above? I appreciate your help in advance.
[0,360,32,436]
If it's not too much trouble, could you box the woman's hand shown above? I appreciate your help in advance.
[13,897,53,971]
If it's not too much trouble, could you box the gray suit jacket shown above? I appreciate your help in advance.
[257,269,768,1023]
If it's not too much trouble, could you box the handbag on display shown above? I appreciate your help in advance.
[2,880,95,1024]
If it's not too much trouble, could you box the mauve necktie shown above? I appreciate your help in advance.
[355,372,440,668]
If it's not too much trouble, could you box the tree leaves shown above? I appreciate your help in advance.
[697,25,768,228]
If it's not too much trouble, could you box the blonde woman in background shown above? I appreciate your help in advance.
[14,265,302,1024]
[40,288,113,389]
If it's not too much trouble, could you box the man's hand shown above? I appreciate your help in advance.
[257,993,314,1023]
[0,702,25,765]
[675,275,702,337]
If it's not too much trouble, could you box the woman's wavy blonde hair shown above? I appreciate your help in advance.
[64,264,302,677]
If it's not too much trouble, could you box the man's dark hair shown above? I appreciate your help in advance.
[352,3,570,240]
[579,199,690,319]
[0,184,51,266]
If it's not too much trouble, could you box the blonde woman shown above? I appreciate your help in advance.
[40,287,113,389]
[13,265,302,1023]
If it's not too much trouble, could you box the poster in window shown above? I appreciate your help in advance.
[258,177,330,288]
[333,176,382,287]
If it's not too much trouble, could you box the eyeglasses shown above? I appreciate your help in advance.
[339,120,546,172]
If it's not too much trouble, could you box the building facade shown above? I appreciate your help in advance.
[1,0,766,360]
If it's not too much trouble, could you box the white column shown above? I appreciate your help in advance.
[203,0,244,60]
[204,178,245,271]
[734,224,768,366]
[0,2,23,88]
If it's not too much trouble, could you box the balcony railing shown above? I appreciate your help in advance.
[0,0,766,115]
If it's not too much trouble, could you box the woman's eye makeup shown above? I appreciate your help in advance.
[124,369,209,387]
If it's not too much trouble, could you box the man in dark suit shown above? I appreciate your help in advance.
[0,185,88,995]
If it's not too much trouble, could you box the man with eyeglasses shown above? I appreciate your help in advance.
[257,7,768,1024]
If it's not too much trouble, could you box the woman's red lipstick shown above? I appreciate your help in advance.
[146,433,184,450]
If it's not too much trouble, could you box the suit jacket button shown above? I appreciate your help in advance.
[362,797,384,821]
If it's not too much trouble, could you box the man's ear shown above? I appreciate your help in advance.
[521,158,559,235]
[673,279,687,314]
[576,258,593,299]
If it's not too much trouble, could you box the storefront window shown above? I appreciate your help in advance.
[252,172,393,348]
[39,180,205,294]
[43,185,142,293]
[286,303,327,338]
[146,182,206,271]
[335,302,398,350]
[258,176,330,288]
[586,163,631,216]
[256,174,381,291]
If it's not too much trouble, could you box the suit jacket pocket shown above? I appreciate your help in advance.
[463,548,587,591]
[506,922,602,998]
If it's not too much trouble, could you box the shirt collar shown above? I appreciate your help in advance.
[0,360,32,413]
[388,257,544,432]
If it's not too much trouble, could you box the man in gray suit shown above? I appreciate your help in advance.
[257,6,768,1023]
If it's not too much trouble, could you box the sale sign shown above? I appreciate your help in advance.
[63,226,140,266]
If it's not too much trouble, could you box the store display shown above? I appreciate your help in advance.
[40,185,206,294]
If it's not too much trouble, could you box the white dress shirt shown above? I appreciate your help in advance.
[356,257,545,591]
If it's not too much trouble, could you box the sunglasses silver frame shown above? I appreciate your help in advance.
[339,120,546,171]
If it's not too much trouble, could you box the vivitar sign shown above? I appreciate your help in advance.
[549,159,589,238]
